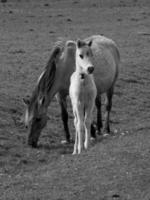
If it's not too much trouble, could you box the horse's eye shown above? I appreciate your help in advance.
[86,52,89,56]
[79,54,83,59]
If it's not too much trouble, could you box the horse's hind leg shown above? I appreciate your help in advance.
[95,96,103,133]
[104,87,114,134]
[91,95,102,137]
[57,93,70,143]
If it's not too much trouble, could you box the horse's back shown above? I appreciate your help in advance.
[85,35,120,93]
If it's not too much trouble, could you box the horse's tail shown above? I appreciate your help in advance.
[115,45,120,62]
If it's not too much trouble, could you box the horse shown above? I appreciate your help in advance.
[69,39,97,154]
[23,35,120,148]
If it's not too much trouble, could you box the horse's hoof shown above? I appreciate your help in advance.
[61,140,70,144]
[96,130,102,135]
[102,133,109,137]
[28,140,37,148]
[90,137,96,141]
[61,138,73,144]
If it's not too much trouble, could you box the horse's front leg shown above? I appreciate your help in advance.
[104,87,114,134]
[57,93,71,143]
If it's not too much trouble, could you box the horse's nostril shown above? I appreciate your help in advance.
[88,66,94,74]
[25,124,28,129]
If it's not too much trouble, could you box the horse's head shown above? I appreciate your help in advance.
[76,39,94,74]
[23,94,47,129]
[23,94,49,147]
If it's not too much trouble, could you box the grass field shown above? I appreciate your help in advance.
[0,0,150,199]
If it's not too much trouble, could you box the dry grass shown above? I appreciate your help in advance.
[0,0,150,199]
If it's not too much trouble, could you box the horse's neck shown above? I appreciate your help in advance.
[74,67,84,79]
[74,68,93,83]
[75,61,82,73]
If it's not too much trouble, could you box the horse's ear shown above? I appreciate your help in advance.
[88,40,92,47]
[23,97,30,105]
[49,46,61,64]
[38,96,45,106]
[47,115,50,120]
[77,39,84,48]
[54,47,61,59]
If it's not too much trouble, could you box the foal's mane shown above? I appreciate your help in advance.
[29,40,65,107]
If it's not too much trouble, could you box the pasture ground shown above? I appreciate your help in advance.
[0,0,150,199]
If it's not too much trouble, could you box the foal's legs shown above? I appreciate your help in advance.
[76,106,84,154]
[73,111,78,155]
[57,93,70,143]
[104,87,114,133]
[84,110,92,150]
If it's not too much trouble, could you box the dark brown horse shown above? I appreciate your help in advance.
[23,35,120,148]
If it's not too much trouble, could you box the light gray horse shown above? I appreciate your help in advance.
[23,35,120,148]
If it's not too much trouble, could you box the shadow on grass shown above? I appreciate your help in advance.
[37,142,73,155]
[33,130,119,156]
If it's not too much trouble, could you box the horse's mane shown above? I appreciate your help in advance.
[29,39,66,108]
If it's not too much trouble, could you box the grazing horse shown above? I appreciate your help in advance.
[23,35,120,148]
[69,39,97,154]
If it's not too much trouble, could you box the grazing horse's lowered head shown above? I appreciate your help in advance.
[23,45,62,147]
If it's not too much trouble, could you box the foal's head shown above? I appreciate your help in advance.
[76,39,94,74]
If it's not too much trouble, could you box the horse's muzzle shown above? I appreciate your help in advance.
[87,66,94,74]
[25,125,28,129]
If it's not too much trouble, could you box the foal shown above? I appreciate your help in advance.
[69,39,97,154]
